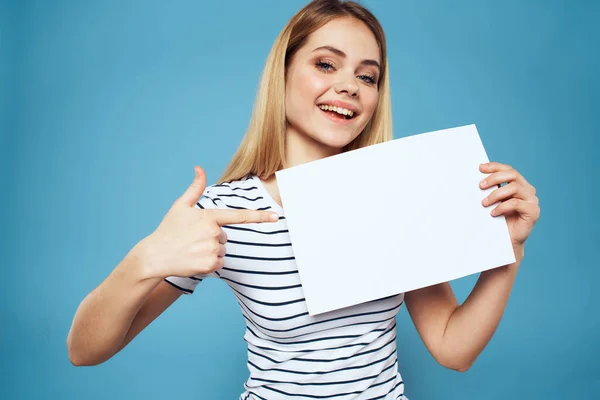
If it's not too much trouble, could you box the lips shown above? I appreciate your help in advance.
[317,106,357,125]
[318,104,355,119]
[319,106,353,120]
[316,100,360,118]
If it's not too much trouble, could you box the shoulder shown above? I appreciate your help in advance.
[196,175,264,211]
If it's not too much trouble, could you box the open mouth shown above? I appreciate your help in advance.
[318,104,356,120]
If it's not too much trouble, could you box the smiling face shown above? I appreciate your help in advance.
[284,17,381,162]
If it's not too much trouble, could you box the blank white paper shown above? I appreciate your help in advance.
[275,124,516,316]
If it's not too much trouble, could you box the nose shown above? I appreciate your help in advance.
[334,79,359,97]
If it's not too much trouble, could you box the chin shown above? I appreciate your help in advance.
[313,129,360,152]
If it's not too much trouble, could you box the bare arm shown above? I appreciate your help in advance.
[66,167,280,366]
[404,247,523,372]
[66,239,181,366]
[406,161,539,371]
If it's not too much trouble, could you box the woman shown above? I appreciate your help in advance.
[67,0,540,398]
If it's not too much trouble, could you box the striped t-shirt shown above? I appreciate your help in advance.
[165,175,407,400]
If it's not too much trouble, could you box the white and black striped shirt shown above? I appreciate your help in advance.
[165,175,407,400]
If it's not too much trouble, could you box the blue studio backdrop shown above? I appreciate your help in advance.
[1,0,598,399]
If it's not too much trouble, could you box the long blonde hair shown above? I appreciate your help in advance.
[219,0,393,183]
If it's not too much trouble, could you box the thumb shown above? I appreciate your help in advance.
[177,166,206,207]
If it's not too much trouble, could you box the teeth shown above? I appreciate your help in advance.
[319,104,354,118]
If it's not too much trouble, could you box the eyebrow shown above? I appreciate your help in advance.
[313,45,381,70]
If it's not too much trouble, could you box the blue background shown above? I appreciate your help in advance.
[1,0,598,399]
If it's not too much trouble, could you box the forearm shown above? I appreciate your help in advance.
[440,246,524,370]
[67,238,162,366]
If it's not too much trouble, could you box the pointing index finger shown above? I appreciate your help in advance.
[208,209,280,225]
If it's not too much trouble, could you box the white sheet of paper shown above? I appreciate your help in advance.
[275,124,516,316]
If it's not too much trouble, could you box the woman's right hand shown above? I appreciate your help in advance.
[139,166,279,280]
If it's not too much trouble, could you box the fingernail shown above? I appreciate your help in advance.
[270,213,279,221]
[480,179,487,187]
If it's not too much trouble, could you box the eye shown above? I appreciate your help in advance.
[316,60,335,72]
[358,74,377,85]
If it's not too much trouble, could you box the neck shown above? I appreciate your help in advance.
[283,126,342,169]
[260,126,342,206]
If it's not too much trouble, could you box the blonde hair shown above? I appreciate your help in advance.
[219,0,392,183]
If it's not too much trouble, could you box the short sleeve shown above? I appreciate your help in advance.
[163,187,222,295]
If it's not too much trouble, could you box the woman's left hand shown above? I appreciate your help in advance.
[479,162,540,252]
